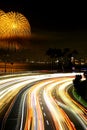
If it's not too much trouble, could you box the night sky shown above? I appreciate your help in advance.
[0,1,87,60]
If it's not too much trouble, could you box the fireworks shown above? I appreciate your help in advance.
[0,10,31,49]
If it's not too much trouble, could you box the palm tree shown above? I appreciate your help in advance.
[0,48,10,73]
[46,48,70,72]
[46,48,56,70]
[67,49,79,71]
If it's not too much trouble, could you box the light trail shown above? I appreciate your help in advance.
[0,72,86,130]
[24,80,54,130]
[57,81,87,129]
[43,78,76,130]
[19,91,27,130]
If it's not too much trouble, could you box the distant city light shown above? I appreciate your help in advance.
[71,56,74,62]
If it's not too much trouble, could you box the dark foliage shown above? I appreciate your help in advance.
[73,73,87,101]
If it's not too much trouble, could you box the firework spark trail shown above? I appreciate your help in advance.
[0,10,31,50]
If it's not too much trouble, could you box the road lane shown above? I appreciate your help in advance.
[57,81,87,129]
[43,78,76,130]
[0,72,87,130]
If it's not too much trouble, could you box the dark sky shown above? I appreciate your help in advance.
[0,0,87,31]
[0,1,87,60]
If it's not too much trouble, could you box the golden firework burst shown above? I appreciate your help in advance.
[0,10,31,39]
[0,10,5,17]
[0,10,31,50]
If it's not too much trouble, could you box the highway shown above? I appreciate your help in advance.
[0,72,87,130]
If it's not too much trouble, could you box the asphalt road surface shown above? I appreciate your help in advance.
[0,72,87,130]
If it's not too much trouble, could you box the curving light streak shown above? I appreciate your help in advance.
[0,72,86,130]
[57,81,87,129]
[25,80,54,130]
[19,90,27,130]
[25,77,76,130]
[43,78,76,130]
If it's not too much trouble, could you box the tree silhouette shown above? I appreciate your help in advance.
[46,48,70,72]
[46,48,56,70]
[0,48,19,73]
